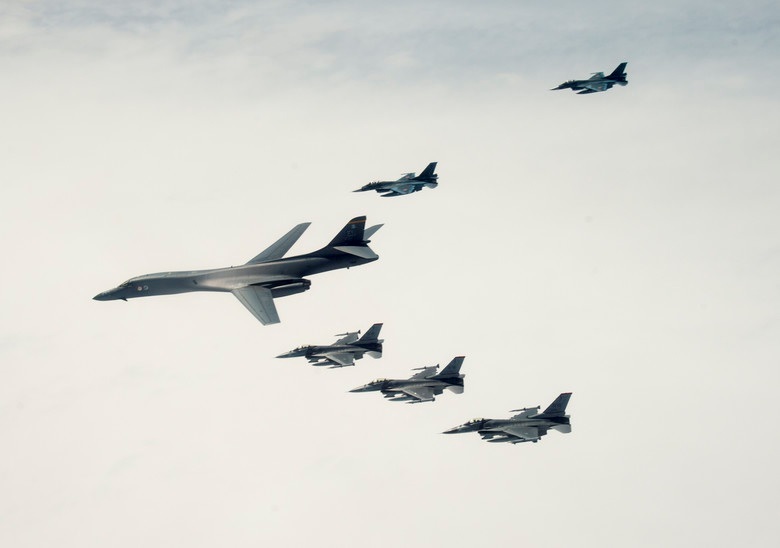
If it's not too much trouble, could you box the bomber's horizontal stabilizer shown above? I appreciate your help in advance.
[363,224,384,240]
[333,246,378,260]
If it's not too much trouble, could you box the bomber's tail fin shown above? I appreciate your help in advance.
[436,356,465,379]
[327,216,367,247]
[312,216,381,260]
[608,62,628,80]
[542,393,572,416]
[418,162,438,180]
[357,323,383,344]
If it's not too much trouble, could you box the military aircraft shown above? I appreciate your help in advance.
[443,393,572,444]
[94,216,382,325]
[353,162,438,197]
[276,323,384,368]
[350,356,465,403]
[552,63,628,94]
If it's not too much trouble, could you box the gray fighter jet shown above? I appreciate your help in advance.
[350,356,465,403]
[552,63,628,94]
[443,393,572,444]
[276,323,384,368]
[353,162,438,197]
[94,216,382,325]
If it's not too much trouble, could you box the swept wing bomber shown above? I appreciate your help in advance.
[443,393,572,444]
[552,62,628,94]
[276,323,384,367]
[350,356,465,403]
[354,162,438,197]
[94,216,382,325]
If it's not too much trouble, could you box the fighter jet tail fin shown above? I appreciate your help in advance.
[608,62,628,80]
[357,323,383,344]
[418,162,438,179]
[542,393,572,416]
[436,356,465,378]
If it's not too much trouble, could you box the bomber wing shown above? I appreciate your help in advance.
[246,222,311,264]
[232,286,280,325]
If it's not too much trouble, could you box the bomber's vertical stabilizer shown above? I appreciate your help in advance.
[327,216,366,247]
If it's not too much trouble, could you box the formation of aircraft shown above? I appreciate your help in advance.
[350,356,465,403]
[552,62,628,94]
[353,162,438,197]
[444,393,572,444]
[94,216,382,326]
[276,323,384,368]
[95,57,622,440]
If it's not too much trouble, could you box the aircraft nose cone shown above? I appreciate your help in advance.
[93,288,122,301]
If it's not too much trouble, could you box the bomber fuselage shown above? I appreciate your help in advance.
[94,251,375,302]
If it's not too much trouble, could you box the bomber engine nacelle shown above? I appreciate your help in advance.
[270,279,311,298]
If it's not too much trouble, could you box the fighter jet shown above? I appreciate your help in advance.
[94,216,382,325]
[276,323,384,368]
[353,162,438,197]
[350,356,465,403]
[443,393,572,444]
[552,63,628,94]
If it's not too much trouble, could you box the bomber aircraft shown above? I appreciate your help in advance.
[350,356,465,403]
[552,63,628,94]
[94,216,382,325]
[276,323,384,367]
[443,393,572,444]
[353,162,438,197]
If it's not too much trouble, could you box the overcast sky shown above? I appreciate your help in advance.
[2,1,779,546]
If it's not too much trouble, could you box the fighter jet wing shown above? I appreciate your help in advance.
[499,425,544,441]
[319,352,355,367]
[389,183,418,195]
[410,366,439,379]
[391,386,435,402]
[232,286,280,325]
[396,173,416,181]
[579,82,608,93]
[333,333,360,345]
